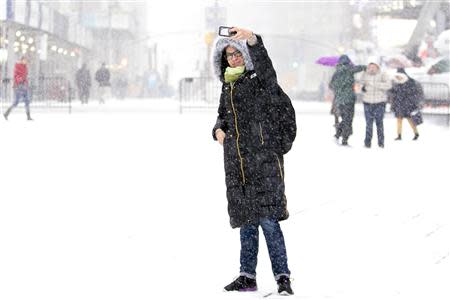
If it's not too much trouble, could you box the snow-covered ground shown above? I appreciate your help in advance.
[0,99,449,300]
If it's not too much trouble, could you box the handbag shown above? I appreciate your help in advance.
[411,109,423,126]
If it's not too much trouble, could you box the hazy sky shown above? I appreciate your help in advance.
[145,0,212,83]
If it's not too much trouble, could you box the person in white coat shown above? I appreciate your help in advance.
[358,59,392,148]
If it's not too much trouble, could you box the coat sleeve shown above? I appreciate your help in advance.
[351,65,366,74]
[247,35,278,94]
[413,81,424,108]
[329,72,338,91]
[277,88,297,154]
[212,91,227,140]
[377,73,393,91]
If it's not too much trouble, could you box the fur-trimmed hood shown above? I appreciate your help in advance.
[392,73,409,84]
[212,37,254,82]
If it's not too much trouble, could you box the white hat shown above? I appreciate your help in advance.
[367,56,380,67]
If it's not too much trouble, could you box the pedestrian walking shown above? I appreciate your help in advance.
[329,55,366,146]
[3,56,33,121]
[212,27,296,296]
[389,68,422,140]
[76,63,92,104]
[94,62,111,104]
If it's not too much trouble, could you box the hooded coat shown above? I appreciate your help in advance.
[212,35,296,229]
[95,66,111,87]
[359,62,392,104]
[389,69,423,118]
[329,55,365,106]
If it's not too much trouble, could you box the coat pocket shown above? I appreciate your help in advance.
[273,152,284,180]
[259,122,265,145]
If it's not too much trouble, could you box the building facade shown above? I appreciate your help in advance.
[1,0,149,101]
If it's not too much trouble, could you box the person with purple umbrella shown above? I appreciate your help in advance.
[329,55,366,146]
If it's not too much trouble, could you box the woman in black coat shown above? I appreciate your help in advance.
[212,27,296,295]
[390,68,422,140]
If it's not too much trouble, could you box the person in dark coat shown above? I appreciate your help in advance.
[94,62,111,104]
[212,27,296,296]
[76,63,92,104]
[329,55,366,145]
[390,68,422,140]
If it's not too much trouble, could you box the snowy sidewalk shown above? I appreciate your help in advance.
[0,99,449,300]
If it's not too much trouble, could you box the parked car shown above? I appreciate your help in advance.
[406,57,450,104]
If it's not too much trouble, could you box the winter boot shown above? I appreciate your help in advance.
[3,107,12,120]
[224,275,257,292]
[277,275,294,295]
[413,133,419,140]
[395,134,402,141]
[26,110,33,121]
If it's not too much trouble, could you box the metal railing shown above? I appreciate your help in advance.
[1,77,73,113]
[420,82,450,126]
[178,77,221,113]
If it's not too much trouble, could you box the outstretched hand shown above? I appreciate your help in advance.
[230,27,254,41]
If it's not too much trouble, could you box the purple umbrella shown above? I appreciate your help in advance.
[315,56,341,67]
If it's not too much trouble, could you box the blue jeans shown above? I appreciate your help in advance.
[364,102,386,146]
[240,218,290,279]
[13,85,30,109]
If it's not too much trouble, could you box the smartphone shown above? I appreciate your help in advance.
[218,26,236,37]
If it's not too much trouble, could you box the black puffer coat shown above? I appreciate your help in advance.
[390,69,423,118]
[212,35,296,228]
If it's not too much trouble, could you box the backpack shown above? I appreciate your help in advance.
[276,86,297,154]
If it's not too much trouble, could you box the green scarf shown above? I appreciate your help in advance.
[224,66,245,83]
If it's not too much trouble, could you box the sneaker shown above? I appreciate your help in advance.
[378,143,384,148]
[364,142,371,148]
[413,133,419,140]
[224,275,257,292]
[277,275,294,295]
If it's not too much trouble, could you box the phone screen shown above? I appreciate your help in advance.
[218,26,235,37]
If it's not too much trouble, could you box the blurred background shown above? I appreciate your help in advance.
[0,0,449,111]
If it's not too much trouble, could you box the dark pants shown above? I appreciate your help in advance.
[240,218,290,280]
[5,85,31,117]
[336,103,354,141]
[364,102,386,146]
[78,87,90,104]
[13,85,30,108]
